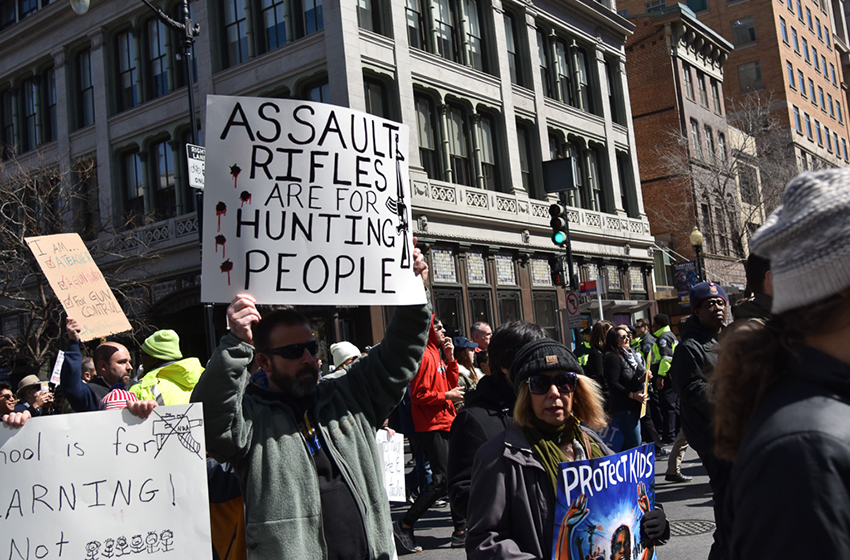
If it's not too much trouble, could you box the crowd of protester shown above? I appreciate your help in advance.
[3,169,850,559]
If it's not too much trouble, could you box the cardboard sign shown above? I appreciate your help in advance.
[24,233,132,341]
[553,444,657,560]
[201,95,426,306]
[0,403,211,559]
[374,430,405,502]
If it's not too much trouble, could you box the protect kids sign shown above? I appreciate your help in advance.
[0,404,211,560]
[552,444,657,560]
[201,95,426,306]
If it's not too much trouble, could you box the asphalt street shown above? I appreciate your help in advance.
[391,445,716,559]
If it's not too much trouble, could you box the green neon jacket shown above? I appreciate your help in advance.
[129,357,204,405]
[651,326,678,378]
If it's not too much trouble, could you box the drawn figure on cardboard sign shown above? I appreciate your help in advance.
[230,163,241,189]
[221,259,233,286]
[160,530,174,552]
[555,493,590,560]
[240,190,252,207]
[145,531,159,553]
[130,535,145,554]
[85,540,101,560]
[152,408,204,458]
[101,538,115,558]
[216,202,227,232]
[215,235,227,258]
[609,525,631,560]
[114,536,130,556]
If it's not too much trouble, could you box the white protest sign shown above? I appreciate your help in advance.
[0,403,212,560]
[201,95,426,306]
[49,350,65,386]
[374,430,405,502]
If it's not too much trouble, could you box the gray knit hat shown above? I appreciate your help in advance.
[749,168,850,314]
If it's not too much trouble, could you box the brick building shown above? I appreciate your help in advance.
[622,4,752,310]
[0,0,657,375]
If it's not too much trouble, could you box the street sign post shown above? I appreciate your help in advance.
[187,143,205,190]
[565,291,582,329]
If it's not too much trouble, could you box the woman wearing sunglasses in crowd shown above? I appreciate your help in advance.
[466,339,668,558]
[603,326,649,451]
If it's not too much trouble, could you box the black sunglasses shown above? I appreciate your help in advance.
[527,372,578,395]
[265,340,319,359]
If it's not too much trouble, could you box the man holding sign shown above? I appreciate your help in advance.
[192,245,430,560]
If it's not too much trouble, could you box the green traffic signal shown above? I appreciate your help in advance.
[552,231,567,245]
[549,203,567,246]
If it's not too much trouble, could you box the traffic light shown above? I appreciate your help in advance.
[549,203,567,246]
[549,256,566,287]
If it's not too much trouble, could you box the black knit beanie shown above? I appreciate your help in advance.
[509,338,583,386]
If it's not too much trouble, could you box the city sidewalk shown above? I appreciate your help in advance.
[392,445,716,559]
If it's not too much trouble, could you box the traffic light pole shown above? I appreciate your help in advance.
[558,192,578,292]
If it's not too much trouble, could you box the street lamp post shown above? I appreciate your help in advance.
[72,0,215,358]
[689,226,705,283]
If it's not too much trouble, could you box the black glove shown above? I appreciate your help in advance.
[641,507,670,543]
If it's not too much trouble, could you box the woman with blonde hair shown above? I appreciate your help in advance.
[466,338,668,558]
[713,168,850,559]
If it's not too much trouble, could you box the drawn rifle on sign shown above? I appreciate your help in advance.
[385,134,411,269]
[153,413,204,455]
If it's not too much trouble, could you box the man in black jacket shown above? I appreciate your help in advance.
[669,281,731,560]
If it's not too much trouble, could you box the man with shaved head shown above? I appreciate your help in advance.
[61,317,134,412]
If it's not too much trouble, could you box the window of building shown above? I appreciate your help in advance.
[798,69,806,94]
[809,78,816,102]
[831,63,837,85]
[792,27,799,52]
[786,0,793,11]
[567,143,585,208]
[715,207,728,255]
[44,68,56,143]
[152,139,176,220]
[738,61,764,93]
[815,119,823,145]
[532,292,558,341]
[780,17,788,43]
[813,47,820,71]
[698,72,708,107]
[787,60,795,86]
[793,105,802,132]
[306,81,329,102]
[465,0,485,71]
[446,104,472,186]
[738,164,758,205]
[537,31,551,98]
[690,119,702,158]
[498,290,522,324]
[731,16,756,47]
[822,54,827,73]
[357,0,382,34]
[586,148,605,212]
[19,78,37,152]
[711,79,721,113]
[304,0,323,34]
[683,63,694,100]
[796,0,802,20]
[414,94,438,179]
[116,30,138,111]
[843,139,848,161]
[222,0,249,66]
[718,132,727,161]
[147,19,169,100]
[819,86,825,110]
[816,17,822,40]
[806,6,812,30]
[705,125,716,161]
[123,150,145,227]
[837,101,843,124]
[479,113,497,190]
[0,89,13,160]
[78,49,95,129]
[406,0,425,50]
[802,37,809,62]
[264,0,291,49]
[517,124,534,194]
[434,0,456,61]
[555,40,574,106]
[606,60,625,125]
[826,27,830,48]
[364,78,389,119]
[575,49,593,113]
[504,13,521,86]
[645,0,665,12]
[825,126,832,151]
[688,0,707,11]
[805,112,812,138]
[700,202,714,253]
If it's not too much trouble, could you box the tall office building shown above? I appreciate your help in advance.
[0,0,654,370]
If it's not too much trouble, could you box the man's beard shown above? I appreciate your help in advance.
[272,364,320,398]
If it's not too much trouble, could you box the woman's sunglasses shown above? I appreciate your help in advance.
[264,340,319,359]
[526,372,578,395]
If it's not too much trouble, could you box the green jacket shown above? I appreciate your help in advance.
[651,325,678,377]
[130,357,204,405]
[191,301,430,560]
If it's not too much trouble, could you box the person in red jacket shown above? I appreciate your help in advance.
[394,315,466,553]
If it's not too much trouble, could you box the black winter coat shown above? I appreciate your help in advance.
[584,348,609,405]
[669,315,719,458]
[724,347,850,559]
[603,350,645,414]
[447,373,515,519]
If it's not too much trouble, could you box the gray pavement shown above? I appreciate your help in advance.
[392,446,716,559]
